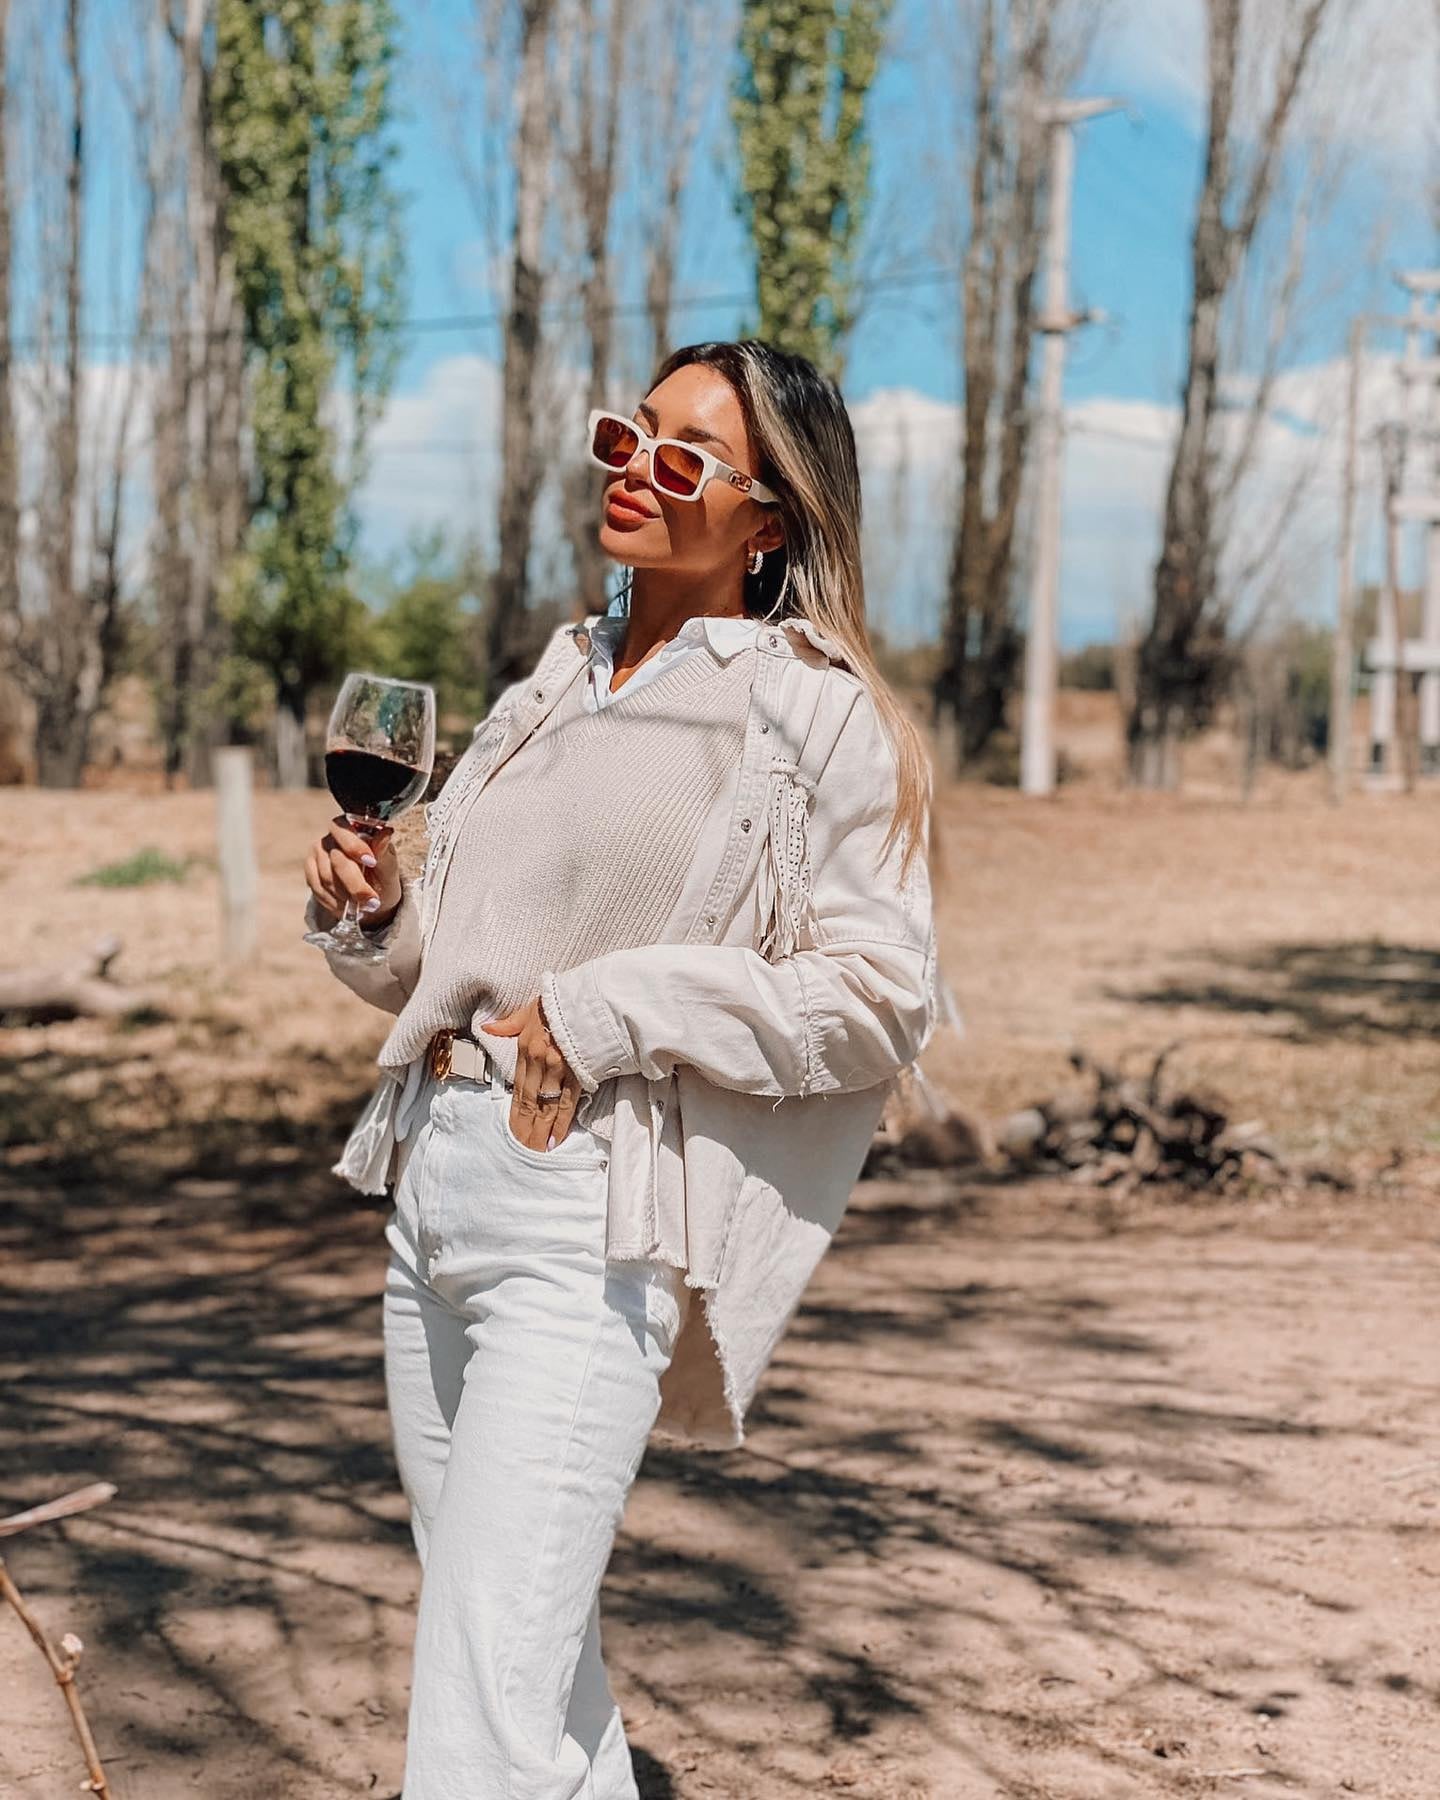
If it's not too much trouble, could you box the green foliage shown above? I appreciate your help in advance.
[1243,622,1334,770]
[1285,625,1332,757]
[1060,643,1117,693]
[213,0,405,717]
[732,0,891,375]
[75,847,195,889]
[354,531,491,746]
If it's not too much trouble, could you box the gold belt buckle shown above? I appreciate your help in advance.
[428,1029,455,1081]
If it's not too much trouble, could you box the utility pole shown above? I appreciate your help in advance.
[1377,423,1414,790]
[1398,271,1440,774]
[1019,96,1122,799]
[1364,273,1440,782]
[1329,315,1363,803]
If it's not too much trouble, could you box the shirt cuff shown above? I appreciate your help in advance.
[540,963,635,1095]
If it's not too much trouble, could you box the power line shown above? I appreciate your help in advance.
[20,262,965,356]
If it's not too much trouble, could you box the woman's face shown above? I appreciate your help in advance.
[596,363,785,580]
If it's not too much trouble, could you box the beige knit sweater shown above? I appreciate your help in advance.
[376,644,756,1086]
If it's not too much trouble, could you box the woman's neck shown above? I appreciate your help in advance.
[620,568,748,671]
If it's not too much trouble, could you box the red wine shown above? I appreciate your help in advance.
[325,747,429,822]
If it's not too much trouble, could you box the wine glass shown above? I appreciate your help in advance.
[303,672,436,961]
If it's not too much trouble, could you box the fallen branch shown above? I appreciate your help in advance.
[0,935,166,1024]
[0,1481,117,1798]
[0,1482,117,1539]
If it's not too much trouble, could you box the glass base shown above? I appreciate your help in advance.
[303,913,390,964]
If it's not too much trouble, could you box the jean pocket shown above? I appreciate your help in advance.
[494,1095,608,1171]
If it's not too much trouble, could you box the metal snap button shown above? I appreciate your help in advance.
[759,721,770,734]
[741,818,752,831]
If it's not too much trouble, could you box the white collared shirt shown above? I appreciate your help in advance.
[582,611,762,714]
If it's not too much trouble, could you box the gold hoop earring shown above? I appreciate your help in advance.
[746,548,764,576]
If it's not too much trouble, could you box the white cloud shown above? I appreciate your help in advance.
[351,342,1427,650]
[352,352,504,560]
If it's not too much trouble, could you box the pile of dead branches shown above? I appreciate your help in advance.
[998,1046,1345,1195]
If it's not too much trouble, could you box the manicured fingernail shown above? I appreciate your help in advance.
[360,853,377,869]
[361,897,381,914]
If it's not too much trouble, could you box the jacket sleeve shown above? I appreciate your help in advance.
[302,874,424,1016]
[539,690,937,1099]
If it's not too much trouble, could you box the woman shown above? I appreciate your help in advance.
[303,340,938,1800]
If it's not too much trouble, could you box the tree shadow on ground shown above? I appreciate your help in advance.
[1119,939,1440,1042]
[0,1025,1405,1797]
[0,1031,411,1799]
[603,1168,1400,1796]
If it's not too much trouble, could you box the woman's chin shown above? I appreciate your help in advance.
[598,522,663,563]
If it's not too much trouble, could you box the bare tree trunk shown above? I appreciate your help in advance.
[1128,0,1236,786]
[197,219,247,787]
[0,0,22,783]
[148,0,249,789]
[933,0,1053,769]
[154,196,190,787]
[182,0,244,788]
[639,1,706,374]
[14,0,175,789]
[488,0,556,689]
[31,0,91,787]
[560,0,623,618]
[1127,0,1333,786]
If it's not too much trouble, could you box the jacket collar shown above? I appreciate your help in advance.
[581,609,756,667]
[567,609,850,669]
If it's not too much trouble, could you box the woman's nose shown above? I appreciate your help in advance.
[625,447,652,483]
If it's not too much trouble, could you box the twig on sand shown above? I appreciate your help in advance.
[0,1481,117,1799]
[0,1482,117,1538]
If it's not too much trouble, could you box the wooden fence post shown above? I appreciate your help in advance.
[215,746,258,963]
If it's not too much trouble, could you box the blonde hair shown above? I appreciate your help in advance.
[652,340,934,885]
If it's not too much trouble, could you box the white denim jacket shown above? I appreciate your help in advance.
[306,612,939,1448]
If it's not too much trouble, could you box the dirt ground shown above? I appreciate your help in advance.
[2,738,1438,1798]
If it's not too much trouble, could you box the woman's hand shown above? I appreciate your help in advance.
[481,997,584,1150]
[303,815,401,930]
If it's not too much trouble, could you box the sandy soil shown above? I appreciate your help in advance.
[1,755,1438,1798]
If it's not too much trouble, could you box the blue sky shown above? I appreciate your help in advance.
[253,2,1440,646]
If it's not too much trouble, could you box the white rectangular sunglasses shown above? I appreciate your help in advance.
[587,408,779,506]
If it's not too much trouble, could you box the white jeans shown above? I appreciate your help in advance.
[383,1063,690,1800]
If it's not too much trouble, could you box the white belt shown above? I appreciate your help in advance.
[425,1027,500,1084]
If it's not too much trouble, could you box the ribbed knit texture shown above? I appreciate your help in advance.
[377,645,756,1083]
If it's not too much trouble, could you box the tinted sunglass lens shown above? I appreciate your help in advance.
[654,442,705,496]
[593,416,638,467]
